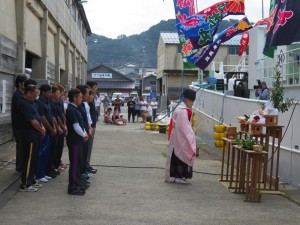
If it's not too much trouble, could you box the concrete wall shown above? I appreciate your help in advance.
[0,0,90,144]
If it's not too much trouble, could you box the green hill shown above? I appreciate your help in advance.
[88,19,239,69]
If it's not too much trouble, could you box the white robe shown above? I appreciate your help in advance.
[165,102,196,182]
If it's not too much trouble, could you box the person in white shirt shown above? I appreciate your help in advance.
[139,97,148,122]
[95,94,101,120]
[142,104,152,122]
[150,98,158,122]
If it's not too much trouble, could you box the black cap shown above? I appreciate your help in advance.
[183,89,196,101]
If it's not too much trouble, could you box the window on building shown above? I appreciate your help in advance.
[229,46,249,55]
[82,26,86,40]
[71,1,76,20]
[228,46,239,55]
[77,15,82,31]
[150,81,156,85]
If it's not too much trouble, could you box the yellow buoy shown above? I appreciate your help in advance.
[215,140,224,148]
[214,132,220,140]
[219,133,226,139]
[214,124,226,133]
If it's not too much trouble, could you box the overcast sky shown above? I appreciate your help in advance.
[83,0,271,39]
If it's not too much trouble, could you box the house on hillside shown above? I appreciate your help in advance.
[156,32,244,100]
[117,63,157,77]
[124,72,141,93]
[142,74,157,94]
[87,65,135,97]
[0,0,91,144]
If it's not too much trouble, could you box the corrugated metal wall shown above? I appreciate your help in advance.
[0,35,17,144]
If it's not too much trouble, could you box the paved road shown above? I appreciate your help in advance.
[0,115,300,225]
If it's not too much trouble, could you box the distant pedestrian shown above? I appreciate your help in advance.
[103,96,110,112]
[150,98,158,122]
[139,97,147,122]
[127,96,135,122]
[114,95,122,112]
[134,96,141,122]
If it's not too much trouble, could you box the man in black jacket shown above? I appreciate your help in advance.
[11,75,27,173]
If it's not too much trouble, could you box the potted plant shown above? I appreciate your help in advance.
[235,137,263,152]
[267,63,294,114]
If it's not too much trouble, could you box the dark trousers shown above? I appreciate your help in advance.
[37,134,51,179]
[82,141,89,173]
[67,140,83,192]
[14,130,22,172]
[86,129,95,168]
[55,133,65,168]
[152,109,157,122]
[128,110,135,122]
[46,135,58,174]
[20,138,40,188]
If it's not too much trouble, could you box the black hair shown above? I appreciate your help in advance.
[76,85,88,95]
[24,79,37,88]
[24,85,37,94]
[68,88,81,102]
[52,86,60,93]
[15,75,27,88]
[55,83,65,92]
[39,84,52,94]
[86,81,97,88]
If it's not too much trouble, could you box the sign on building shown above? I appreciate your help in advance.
[92,73,112,79]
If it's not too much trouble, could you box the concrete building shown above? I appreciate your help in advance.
[142,74,157,94]
[156,32,243,100]
[156,32,198,100]
[0,0,91,144]
[117,62,157,77]
[87,64,135,97]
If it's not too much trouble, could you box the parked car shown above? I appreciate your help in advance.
[111,93,125,106]
[99,92,108,99]
[130,92,138,99]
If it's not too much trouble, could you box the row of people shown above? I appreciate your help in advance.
[12,75,98,195]
[127,96,158,123]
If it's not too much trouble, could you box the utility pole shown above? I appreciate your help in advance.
[262,0,264,18]
[141,46,146,96]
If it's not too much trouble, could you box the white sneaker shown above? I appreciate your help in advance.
[45,176,52,180]
[19,186,38,192]
[39,177,48,183]
[174,178,188,184]
[34,182,43,188]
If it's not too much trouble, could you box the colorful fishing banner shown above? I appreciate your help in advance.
[173,0,195,25]
[237,18,268,57]
[238,31,249,56]
[264,0,300,58]
[173,0,197,68]
[178,0,245,49]
[187,17,252,70]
